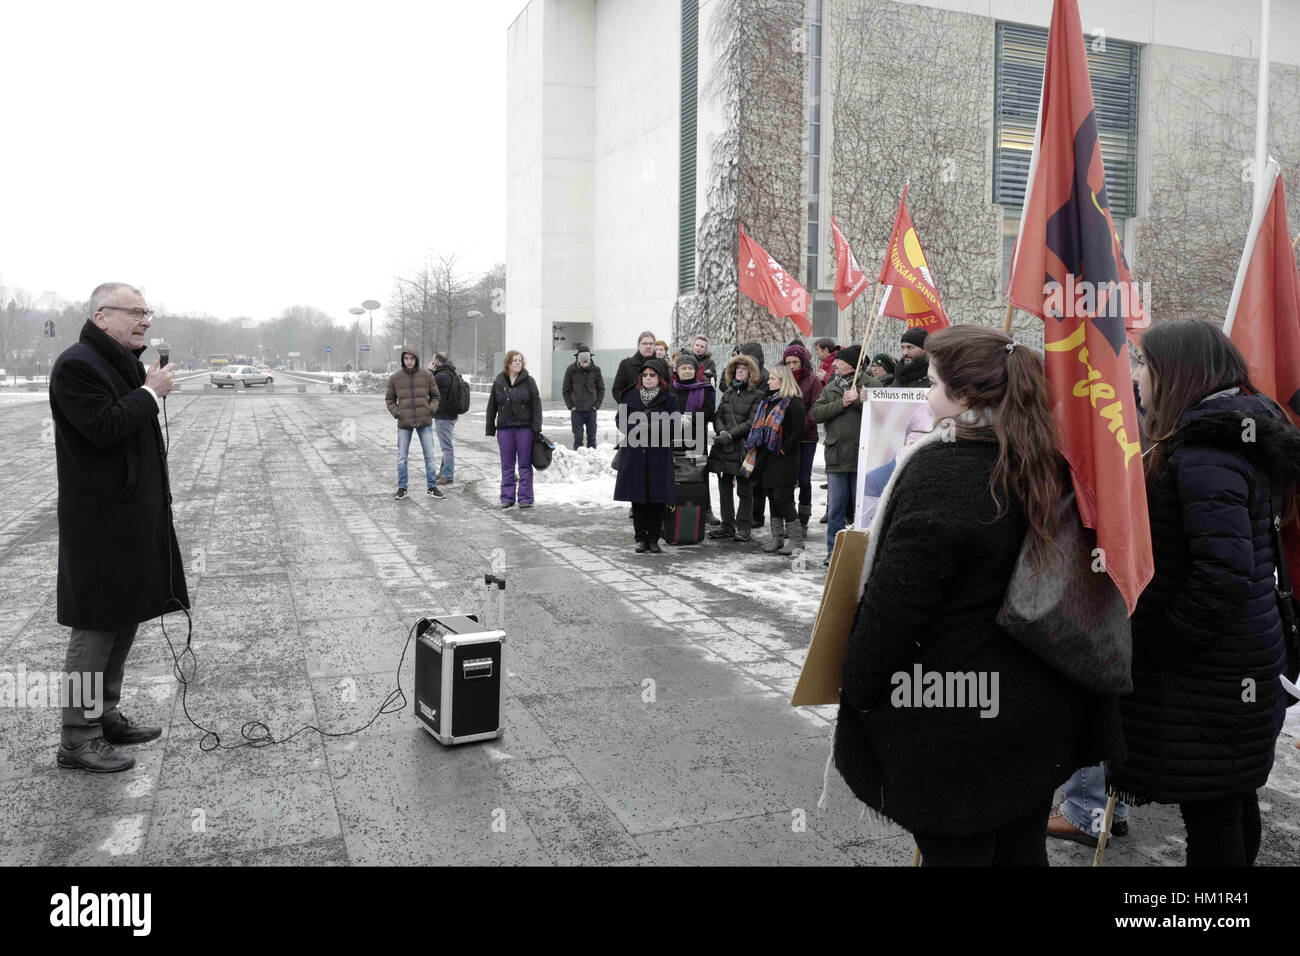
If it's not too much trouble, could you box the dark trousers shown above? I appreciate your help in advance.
[797,441,816,524]
[765,485,797,522]
[631,502,666,542]
[61,623,138,746]
[717,473,754,531]
[912,797,1053,866]
[570,409,597,449]
[1179,791,1262,866]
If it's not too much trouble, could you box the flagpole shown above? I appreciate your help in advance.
[1002,301,1015,334]
[1253,0,1272,211]
[1292,231,1299,252]
[851,283,883,390]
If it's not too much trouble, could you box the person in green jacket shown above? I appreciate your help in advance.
[810,345,877,566]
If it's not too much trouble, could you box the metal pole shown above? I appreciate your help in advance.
[474,323,478,378]
[369,312,374,374]
[1253,0,1271,211]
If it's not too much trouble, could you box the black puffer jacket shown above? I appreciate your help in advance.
[1110,391,1300,805]
[708,354,763,476]
[485,369,542,435]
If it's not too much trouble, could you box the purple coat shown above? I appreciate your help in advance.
[613,387,678,504]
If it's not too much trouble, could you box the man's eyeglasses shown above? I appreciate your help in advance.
[98,306,154,319]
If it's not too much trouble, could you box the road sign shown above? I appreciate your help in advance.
[358,345,370,351]
[288,352,300,357]
[324,346,332,352]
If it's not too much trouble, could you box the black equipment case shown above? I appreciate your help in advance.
[415,574,506,745]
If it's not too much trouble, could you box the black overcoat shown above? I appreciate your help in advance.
[748,396,805,490]
[613,387,678,504]
[50,321,189,629]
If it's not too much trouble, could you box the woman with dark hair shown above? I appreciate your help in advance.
[707,352,763,541]
[1110,319,1300,867]
[614,358,678,553]
[781,343,824,533]
[485,350,542,509]
[745,365,806,557]
[814,337,840,384]
[833,325,1123,866]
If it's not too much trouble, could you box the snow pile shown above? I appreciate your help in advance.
[535,443,618,483]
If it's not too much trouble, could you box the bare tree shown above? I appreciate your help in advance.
[429,253,474,357]
[0,285,36,370]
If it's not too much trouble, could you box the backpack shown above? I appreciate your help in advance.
[444,368,471,415]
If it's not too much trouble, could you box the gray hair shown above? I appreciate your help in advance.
[88,282,141,316]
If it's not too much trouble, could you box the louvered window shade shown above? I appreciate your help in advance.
[994,22,1140,219]
[679,0,699,295]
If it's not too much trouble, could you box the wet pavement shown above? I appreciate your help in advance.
[0,387,1296,866]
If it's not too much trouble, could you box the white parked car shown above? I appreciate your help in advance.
[210,365,274,388]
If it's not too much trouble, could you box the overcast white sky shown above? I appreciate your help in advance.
[1,0,526,324]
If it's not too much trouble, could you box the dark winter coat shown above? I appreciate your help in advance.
[50,320,189,629]
[834,436,1123,836]
[738,342,772,397]
[613,386,678,504]
[749,395,805,490]
[386,347,441,428]
[892,354,932,389]
[1110,391,1299,805]
[612,349,653,400]
[708,355,763,476]
[693,350,718,384]
[432,360,461,421]
[811,373,874,473]
[670,377,716,457]
[562,360,605,412]
[485,369,542,435]
[784,344,824,442]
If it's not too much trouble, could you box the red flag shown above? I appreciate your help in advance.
[738,224,812,336]
[1004,0,1152,613]
[877,183,950,331]
[831,216,869,310]
[1224,160,1300,592]
[1225,161,1300,428]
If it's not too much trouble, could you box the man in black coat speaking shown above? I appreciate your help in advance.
[50,282,188,773]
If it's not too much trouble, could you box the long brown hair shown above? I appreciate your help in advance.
[501,350,525,378]
[926,325,1064,570]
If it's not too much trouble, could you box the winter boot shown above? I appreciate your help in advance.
[780,519,805,556]
[763,516,786,553]
[734,526,753,542]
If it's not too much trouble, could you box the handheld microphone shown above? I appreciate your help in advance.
[157,342,170,367]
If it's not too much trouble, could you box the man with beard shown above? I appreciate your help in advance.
[891,328,932,388]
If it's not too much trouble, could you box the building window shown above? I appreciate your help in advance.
[679,0,699,296]
[806,0,824,290]
[995,22,1140,287]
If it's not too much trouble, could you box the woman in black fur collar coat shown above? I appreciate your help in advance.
[1111,319,1300,866]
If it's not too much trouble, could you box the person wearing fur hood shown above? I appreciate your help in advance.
[1110,319,1300,866]
[707,353,764,541]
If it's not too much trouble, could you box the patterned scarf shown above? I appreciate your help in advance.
[745,395,790,453]
[639,386,660,406]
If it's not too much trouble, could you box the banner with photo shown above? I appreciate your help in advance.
[854,389,934,527]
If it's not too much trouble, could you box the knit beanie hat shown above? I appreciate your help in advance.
[836,345,862,370]
[900,327,929,349]
[871,352,897,374]
[641,357,671,387]
[674,353,701,378]
[782,343,812,367]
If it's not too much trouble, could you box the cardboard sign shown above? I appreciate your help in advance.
[790,528,869,707]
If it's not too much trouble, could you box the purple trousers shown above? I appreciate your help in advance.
[497,427,534,504]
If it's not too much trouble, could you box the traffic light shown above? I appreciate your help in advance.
[43,320,55,338]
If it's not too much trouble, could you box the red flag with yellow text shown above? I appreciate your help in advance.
[739,224,812,336]
[877,183,950,331]
[1004,0,1152,613]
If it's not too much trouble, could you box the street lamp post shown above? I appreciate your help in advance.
[348,306,364,374]
[362,299,381,374]
[466,310,483,378]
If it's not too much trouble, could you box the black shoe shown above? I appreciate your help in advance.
[427,485,445,499]
[57,737,135,773]
[704,511,721,527]
[1112,820,1129,838]
[648,541,663,554]
[394,488,409,500]
[734,528,753,542]
[823,554,831,567]
[819,482,828,489]
[502,501,515,509]
[519,502,533,509]
[707,526,735,539]
[819,512,828,524]
[102,714,162,745]
[635,540,649,553]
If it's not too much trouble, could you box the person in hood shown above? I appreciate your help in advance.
[612,331,657,399]
[781,342,824,533]
[51,281,186,773]
[892,327,932,388]
[485,350,542,509]
[614,358,677,553]
[707,353,763,541]
[386,345,444,500]
[811,345,876,566]
[814,337,841,384]
[430,351,459,485]
[869,352,896,387]
[691,334,717,384]
[563,343,605,449]
[1110,319,1300,866]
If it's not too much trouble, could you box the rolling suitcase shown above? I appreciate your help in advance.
[665,478,709,545]
[415,574,506,745]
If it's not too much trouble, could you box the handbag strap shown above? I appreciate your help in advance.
[1267,476,1294,601]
